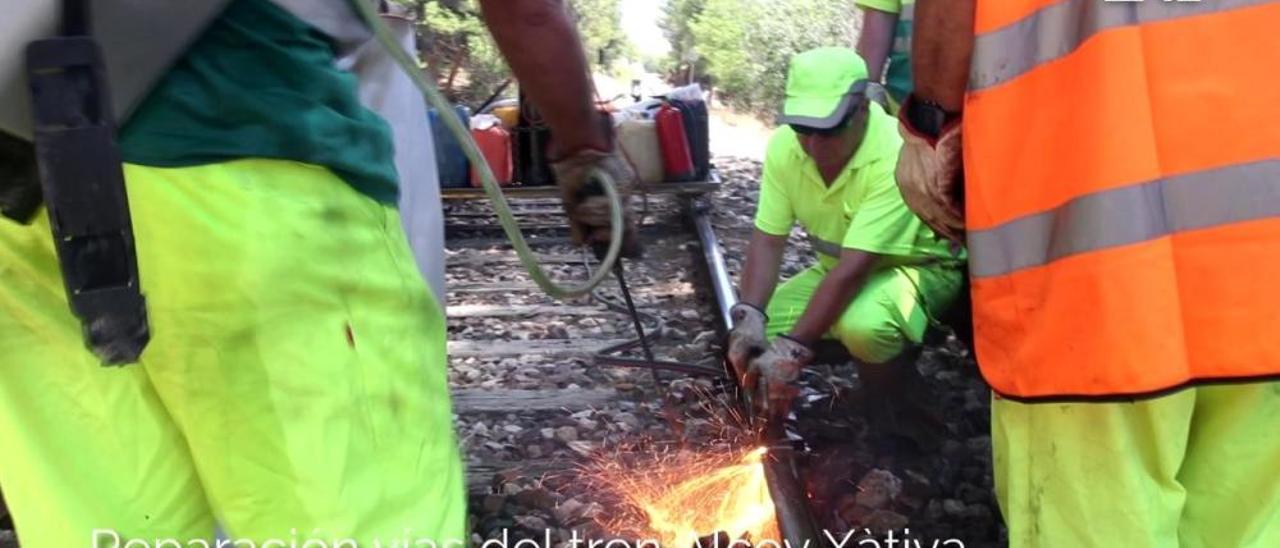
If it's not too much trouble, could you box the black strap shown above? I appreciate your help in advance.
[26,0,151,365]
[62,0,89,37]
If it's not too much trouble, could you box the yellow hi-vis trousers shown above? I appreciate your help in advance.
[994,383,1280,547]
[0,159,465,547]
[764,262,962,364]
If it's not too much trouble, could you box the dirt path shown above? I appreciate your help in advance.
[709,105,774,161]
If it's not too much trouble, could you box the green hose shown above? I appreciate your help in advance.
[350,0,625,299]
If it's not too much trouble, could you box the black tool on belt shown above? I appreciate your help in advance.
[16,0,149,365]
[0,134,43,223]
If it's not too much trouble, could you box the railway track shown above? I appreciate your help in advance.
[443,185,736,495]
[446,162,1003,547]
[446,172,860,547]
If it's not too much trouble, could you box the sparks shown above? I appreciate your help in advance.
[588,446,779,548]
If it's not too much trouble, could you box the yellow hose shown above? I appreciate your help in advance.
[350,0,625,299]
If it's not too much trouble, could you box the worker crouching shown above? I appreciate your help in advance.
[728,47,964,442]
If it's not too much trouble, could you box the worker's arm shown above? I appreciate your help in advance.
[478,0,640,253]
[785,248,879,346]
[747,246,879,411]
[738,229,788,309]
[856,7,899,82]
[477,0,608,155]
[911,0,976,112]
[895,0,975,242]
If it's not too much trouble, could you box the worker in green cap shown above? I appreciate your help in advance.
[728,47,964,434]
[0,0,635,546]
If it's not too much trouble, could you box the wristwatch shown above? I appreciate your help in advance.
[905,95,960,139]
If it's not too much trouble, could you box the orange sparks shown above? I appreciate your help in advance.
[589,446,779,548]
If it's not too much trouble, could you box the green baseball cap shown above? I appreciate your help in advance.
[778,47,871,129]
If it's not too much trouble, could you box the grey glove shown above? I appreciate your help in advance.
[550,148,641,257]
[727,303,768,381]
[746,335,815,412]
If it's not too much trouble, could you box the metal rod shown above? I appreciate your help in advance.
[613,261,654,362]
[612,260,661,388]
[764,445,824,547]
[691,197,736,334]
[475,79,513,114]
[687,195,823,547]
[593,355,724,377]
[689,196,750,405]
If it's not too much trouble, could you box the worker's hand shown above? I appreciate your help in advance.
[895,105,965,245]
[745,335,814,412]
[727,303,768,381]
[550,147,641,257]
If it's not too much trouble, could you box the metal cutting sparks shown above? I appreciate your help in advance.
[588,446,780,548]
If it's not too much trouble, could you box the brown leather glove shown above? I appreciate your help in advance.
[895,101,965,244]
[550,147,641,257]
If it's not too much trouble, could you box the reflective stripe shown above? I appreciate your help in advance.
[968,159,1280,278]
[969,0,1269,92]
[808,234,845,257]
[776,81,870,128]
[892,35,911,54]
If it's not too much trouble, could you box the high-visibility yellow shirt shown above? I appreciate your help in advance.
[753,102,958,269]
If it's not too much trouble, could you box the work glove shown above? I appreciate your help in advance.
[745,335,814,412]
[895,97,966,245]
[727,303,768,381]
[550,147,642,257]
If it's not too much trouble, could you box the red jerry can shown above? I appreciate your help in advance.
[655,103,695,181]
[470,125,513,187]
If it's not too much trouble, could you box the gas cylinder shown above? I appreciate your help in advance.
[655,103,695,181]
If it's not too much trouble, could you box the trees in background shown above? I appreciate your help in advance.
[659,0,708,87]
[410,0,629,106]
[663,0,861,119]
[403,0,861,119]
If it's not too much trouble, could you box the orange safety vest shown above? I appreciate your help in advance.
[963,0,1280,401]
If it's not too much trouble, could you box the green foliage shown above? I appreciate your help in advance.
[568,0,628,68]
[412,0,631,106]
[416,0,510,105]
[685,0,860,118]
[658,0,707,82]
[399,0,855,116]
